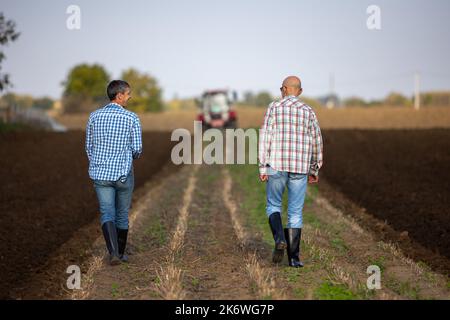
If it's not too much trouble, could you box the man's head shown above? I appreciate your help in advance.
[280,76,303,98]
[107,80,132,107]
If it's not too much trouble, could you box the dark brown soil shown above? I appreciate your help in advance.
[0,130,175,299]
[181,165,257,299]
[320,129,450,265]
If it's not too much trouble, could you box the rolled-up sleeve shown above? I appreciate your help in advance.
[258,103,275,175]
[309,112,323,177]
[85,115,93,162]
[131,116,143,159]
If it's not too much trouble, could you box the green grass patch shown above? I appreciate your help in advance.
[303,212,323,229]
[111,283,121,298]
[293,287,306,299]
[283,267,302,283]
[228,163,272,244]
[330,237,349,254]
[314,281,357,300]
[145,216,167,245]
[191,276,200,290]
[386,278,421,299]
[305,184,318,205]
[368,256,386,273]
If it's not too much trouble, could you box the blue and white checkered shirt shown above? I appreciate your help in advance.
[85,103,142,181]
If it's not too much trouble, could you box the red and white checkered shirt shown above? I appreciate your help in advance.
[258,96,323,176]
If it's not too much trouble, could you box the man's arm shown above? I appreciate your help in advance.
[309,111,323,179]
[85,114,93,162]
[131,116,143,159]
[258,102,275,177]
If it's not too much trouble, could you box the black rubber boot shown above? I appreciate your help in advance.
[101,221,121,266]
[284,228,304,268]
[117,228,129,263]
[268,212,287,263]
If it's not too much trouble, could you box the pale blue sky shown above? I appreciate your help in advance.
[2,0,450,101]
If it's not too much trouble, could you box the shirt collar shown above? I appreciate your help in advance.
[282,95,298,101]
[107,102,124,109]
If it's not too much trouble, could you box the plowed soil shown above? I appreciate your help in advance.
[320,129,450,269]
[0,130,175,299]
[1,128,449,299]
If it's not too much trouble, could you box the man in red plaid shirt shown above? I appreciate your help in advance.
[258,76,323,267]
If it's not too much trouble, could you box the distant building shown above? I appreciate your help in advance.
[422,91,450,107]
[318,94,341,109]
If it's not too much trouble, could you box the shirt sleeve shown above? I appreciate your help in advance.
[85,114,93,162]
[309,111,323,177]
[131,116,143,159]
[258,102,275,175]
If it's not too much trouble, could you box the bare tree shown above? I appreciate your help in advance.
[0,12,20,92]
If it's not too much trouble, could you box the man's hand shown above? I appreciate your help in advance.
[259,174,268,182]
[308,174,319,184]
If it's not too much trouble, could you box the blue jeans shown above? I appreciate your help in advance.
[93,169,134,230]
[266,166,308,228]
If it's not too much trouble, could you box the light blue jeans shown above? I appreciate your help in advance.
[266,166,308,228]
[93,169,134,230]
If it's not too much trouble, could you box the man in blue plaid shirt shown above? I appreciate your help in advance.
[85,80,142,265]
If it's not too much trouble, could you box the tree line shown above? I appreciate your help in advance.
[62,64,163,113]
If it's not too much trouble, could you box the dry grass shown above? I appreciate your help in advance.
[70,255,104,300]
[301,224,359,291]
[169,168,198,253]
[222,167,285,300]
[56,106,450,132]
[155,264,186,300]
[312,194,365,235]
[238,106,450,129]
[155,166,199,300]
[245,253,284,300]
[378,241,424,276]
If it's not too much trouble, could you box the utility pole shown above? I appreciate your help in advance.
[414,72,420,110]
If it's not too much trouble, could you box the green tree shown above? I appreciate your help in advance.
[242,91,255,105]
[0,13,20,92]
[384,92,411,107]
[343,96,367,107]
[33,97,54,110]
[254,91,273,107]
[121,68,163,112]
[1,93,33,109]
[62,63,110,113]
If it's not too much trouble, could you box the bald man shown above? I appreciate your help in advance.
[258,76,323,267]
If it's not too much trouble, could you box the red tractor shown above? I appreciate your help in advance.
[196,89,238,130]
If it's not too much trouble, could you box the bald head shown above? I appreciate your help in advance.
[281,76,303,98]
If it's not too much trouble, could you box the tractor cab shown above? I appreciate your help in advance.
[196,89,238,130]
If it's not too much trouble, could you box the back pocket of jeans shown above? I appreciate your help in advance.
[267,167,282,178]
[289,173,306,180]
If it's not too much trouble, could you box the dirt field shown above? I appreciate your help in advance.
[0,130,176,299]
[2,107,450,299]
[69,164,449,300]
[319,129,450,273]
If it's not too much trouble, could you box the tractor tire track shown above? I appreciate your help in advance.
[155,165,199,299]
[222,167,286,299]
[180,165,258,299]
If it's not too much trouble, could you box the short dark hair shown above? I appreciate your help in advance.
[107,80,130,101]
